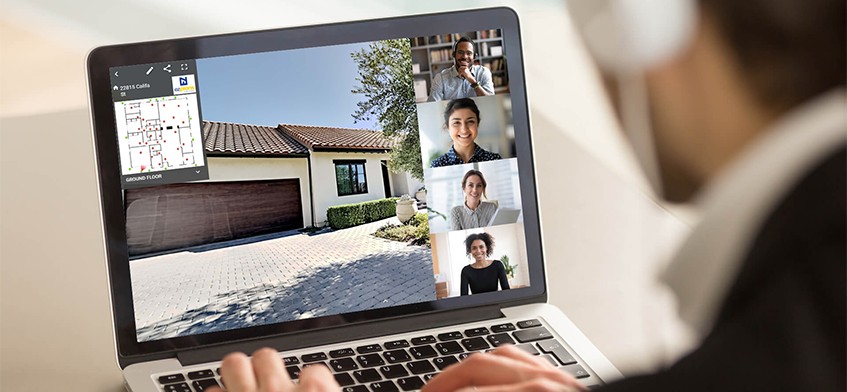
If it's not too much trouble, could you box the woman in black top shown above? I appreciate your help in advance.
[460,232,510,295]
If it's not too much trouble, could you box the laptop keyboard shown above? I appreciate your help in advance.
[155,319,597,392]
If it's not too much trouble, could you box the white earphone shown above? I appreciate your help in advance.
[567,0,697,73]
[567,0,698,195]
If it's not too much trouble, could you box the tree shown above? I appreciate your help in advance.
[351,39,423,181]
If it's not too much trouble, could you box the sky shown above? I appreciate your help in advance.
[196,41,380,130]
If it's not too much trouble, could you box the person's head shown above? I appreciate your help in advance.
[461,169,488,202]
[568,0,846,202]
[464,232,495,262]
[444,98,481,150]
[452,37,476,69]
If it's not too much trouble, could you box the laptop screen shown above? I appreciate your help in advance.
[90,8,546,356]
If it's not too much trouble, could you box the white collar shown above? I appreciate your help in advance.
[662,89,847,338]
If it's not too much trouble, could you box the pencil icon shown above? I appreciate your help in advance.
[146,67,154,75]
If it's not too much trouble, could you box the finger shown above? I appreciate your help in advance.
[251,348,289,392]
[422,351,576,392]
[489,345,557,369]
[220,352,258,392]
[297,364,340,391]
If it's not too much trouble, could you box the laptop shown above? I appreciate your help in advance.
[487,207,522,227]
[87,7,621,391]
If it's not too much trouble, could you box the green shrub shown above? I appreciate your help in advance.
[326,197,398,230]
[373,212,430,247]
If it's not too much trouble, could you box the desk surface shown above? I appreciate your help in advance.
[0,2,692,390]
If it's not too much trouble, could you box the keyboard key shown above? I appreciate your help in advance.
[409,345,438,359]
[461,337,490,351]
[411,336,437,345]
[352,368,382,383]
[384,349,412,364]
[422,373,437,382]
[464,327,490,337]
[356,353,385,368]
[187,370,215,380]
[379,364,409,379]
[192,378,220,391]
[286,366,301,379]
[283,356,300,365]
[433,355,459,370]
[216,367,221,375]
[486,333,516,347]
[536,340,577,365]
[397,375,425,391]
[384,340,410,349]
[371,380,399,391]
[458,352,475,360]
[540,354,559,367]
[437,331,463,341]
[356,344,383,354]
[406,359,436,375]
[342,386,369,392]
[163,383,191,392]
[301,352,328,363]
[513,327,554,343]
[334,372,355,386]
[491,322,517,332]
[562,364,590,379]
[158,373,185,384]
[330,358,359,372]
[516,343,540,355]
[517,319,543,329]
[330,348,356,358]
[435,341,463,355]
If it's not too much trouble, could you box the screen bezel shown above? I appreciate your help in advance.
[87,7,548,363]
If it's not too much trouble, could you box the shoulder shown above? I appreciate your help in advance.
[430,153,450,168]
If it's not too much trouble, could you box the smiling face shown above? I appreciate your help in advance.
[463,174,485,204]
[470,239,487,262]
[453,41,475,70]
[448,108,479,150]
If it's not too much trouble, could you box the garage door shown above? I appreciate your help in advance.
[125,179,303,256]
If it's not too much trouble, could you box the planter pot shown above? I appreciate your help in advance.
[415,189,427,202]
[396,200,417,223]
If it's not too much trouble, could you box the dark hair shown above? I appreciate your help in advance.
[699,0,845,112]
[464,232,495,256]
[452,36,476,56]
[444,98,481,126]
[461,169,488,199]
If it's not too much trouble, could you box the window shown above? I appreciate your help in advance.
[335,160,368,196]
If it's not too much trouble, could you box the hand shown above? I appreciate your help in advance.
[457,65,474,82]
[206,348,340,392]
[421,345,587,392]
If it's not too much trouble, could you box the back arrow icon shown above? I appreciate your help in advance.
[114,71,119,77]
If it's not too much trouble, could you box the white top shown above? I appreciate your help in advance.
[662,89,847,338]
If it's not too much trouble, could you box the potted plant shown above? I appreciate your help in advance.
[500,255,517,286]
[395,194,417,223]
[415,186,427,202]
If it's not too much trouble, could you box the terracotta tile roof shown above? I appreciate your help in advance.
[203,121,309,156]
[278,124,394,151]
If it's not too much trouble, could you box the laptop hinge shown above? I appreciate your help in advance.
[177,305,504,366]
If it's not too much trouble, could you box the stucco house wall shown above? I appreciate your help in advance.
[310,151,394,226]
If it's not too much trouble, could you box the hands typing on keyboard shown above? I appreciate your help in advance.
[202,321,588,392]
